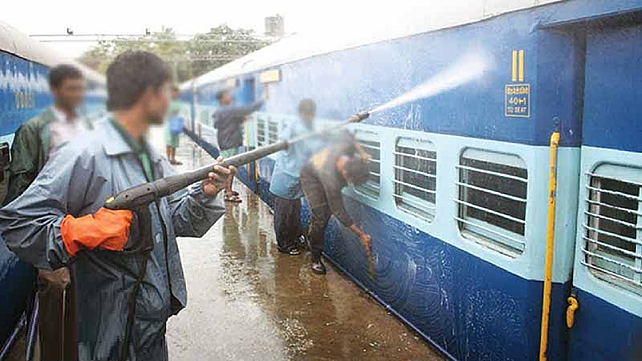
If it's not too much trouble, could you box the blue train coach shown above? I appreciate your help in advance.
[182,1,642,360]
[0,20,106,349]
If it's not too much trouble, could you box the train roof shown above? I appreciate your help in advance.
[184,0,561,90]
[0,20,105,85]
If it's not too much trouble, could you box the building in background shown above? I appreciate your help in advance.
[265,15,284,38]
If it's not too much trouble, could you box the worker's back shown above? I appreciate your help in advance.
[213,101,264,151]
[213,106,242,151]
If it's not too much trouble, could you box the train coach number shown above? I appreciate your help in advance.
[505,84,530,118]
[14,90,35,110]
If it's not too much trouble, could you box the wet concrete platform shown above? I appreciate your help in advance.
[159,131,444,361]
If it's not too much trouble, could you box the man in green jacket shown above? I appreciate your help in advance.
[4,64,89,361]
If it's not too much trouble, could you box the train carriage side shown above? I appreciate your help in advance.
[0,21,107,348]
[184,1,642,360]
[0,47,53,349]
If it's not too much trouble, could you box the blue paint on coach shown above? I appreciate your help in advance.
[0,52,52,138]
[253,8,585,148]
[582,23,642,153]
[568,288,642,360]
[0,51,50,345]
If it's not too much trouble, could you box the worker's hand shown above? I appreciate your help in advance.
[203,156,236,197]
[360,151,372,162]
[359,233,372,255]
[354,144,371,162]
[61,208,134,257]
[359,233,375,277]
[38,268,71,291]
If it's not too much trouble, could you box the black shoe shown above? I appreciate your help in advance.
[277,245,301,256]
[310,255,326,275]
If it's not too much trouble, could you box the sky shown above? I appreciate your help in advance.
[4,1,550,58]
[4,0,445,57]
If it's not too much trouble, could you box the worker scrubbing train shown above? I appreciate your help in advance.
[0,51,235,361]
[300,130,373,275]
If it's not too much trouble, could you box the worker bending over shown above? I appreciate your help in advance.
[300,130,372,274]
[0,51,235,361]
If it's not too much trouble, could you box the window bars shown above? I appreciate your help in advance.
[583,168,642,289]
[354,132,381,198]
[456,151,528,255]
[394,138,437,221]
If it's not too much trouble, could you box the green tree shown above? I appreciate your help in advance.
[187,24,269,79]
[77,25,270,83]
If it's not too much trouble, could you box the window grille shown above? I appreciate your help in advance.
[256,116,267,147]
[267,118,279,144]
[456,149,528,255]
[582,165,642,290]
[354,131,381,198]
[393,138,437,221]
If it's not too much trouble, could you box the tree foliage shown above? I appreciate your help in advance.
[77,25,270,83]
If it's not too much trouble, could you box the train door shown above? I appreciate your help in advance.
[242,77,256,105]
[567,21,642,361]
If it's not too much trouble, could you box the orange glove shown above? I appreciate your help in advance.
[61,207,134,257]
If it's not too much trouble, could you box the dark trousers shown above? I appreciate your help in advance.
[308,207,331,258]
[273,196,301,251]
[37,268,78,361]
[300,174,332,258]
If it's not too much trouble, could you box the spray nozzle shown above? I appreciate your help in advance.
[347,111,370,123]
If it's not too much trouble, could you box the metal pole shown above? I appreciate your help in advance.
[539,129,560,361]
[0,312,26,359]
[25,295,39,361]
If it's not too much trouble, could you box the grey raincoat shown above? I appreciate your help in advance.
[0,119,225,360]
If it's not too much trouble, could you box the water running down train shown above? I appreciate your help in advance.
[180,1,642,360]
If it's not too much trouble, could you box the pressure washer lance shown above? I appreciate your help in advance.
[104,111,370,211]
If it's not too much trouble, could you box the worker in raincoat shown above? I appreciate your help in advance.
[0,51,235,361]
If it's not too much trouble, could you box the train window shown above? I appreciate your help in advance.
[354,130,381,199]
[256,116,267,147]
[393,138,436,221]
[583,164,642,290]
[267,118,279,144]
[456,149,528,256]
